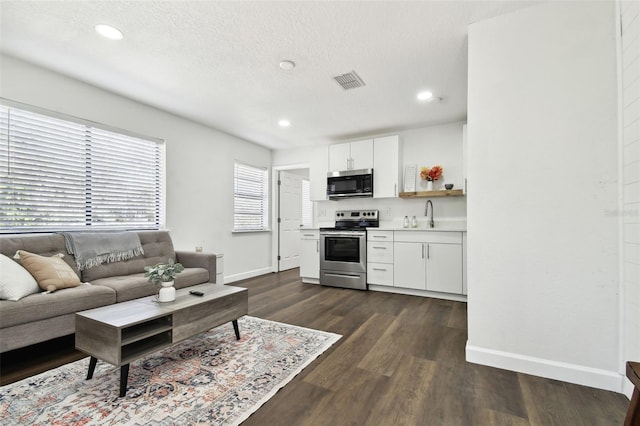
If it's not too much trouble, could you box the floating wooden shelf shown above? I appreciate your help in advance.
[399,189,464,198]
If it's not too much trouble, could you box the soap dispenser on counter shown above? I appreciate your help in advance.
[403,216,410,228]
[411,216,418,228]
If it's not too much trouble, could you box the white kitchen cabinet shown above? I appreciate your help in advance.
[309,145,329,201]
[349,140,373,170]
[300,230,320,281]
[426,243,463,294]
[367,230,394,287]
[393,231,463,294]
[393,242,425,290]
[367,263,394,287]
[367,241,394,263]
[328,139,373,172]
[373,135,401,198]
[328,143,351,171]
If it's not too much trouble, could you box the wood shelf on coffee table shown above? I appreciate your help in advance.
[75,283,248,397]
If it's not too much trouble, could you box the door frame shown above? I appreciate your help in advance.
[271,163,310,273]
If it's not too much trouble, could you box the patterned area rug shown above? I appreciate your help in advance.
[0,316,341,425]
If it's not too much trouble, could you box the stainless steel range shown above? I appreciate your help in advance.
[319,209,379,290]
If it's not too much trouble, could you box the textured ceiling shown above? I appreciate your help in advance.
[0,1,536,149]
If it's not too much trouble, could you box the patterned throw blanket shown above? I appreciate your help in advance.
[60,232,144,271]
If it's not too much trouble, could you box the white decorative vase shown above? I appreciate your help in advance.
[423,180,433,191]
[158,281,176,302]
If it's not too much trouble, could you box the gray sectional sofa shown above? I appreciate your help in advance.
[0,231,217,353]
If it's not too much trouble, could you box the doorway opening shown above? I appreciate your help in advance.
[272,165,311,272]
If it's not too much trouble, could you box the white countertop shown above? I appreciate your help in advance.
[375,222,466,232]
[374,226,466,232]
[301,220,466,232]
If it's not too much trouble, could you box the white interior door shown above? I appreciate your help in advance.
[278,170,303,271]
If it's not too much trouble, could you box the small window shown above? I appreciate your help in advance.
[301,179,313,227]
[233,162,269,231]
[0,102,164,233]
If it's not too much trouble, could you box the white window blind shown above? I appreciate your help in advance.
[301,179,312,227]
[233,162,268,231]
[0,104,163,233]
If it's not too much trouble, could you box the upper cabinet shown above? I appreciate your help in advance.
[328,139,373,172]
[373,135,401,198]
[328,136,401,198]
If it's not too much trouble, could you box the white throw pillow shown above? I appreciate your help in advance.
[0,253,40,301]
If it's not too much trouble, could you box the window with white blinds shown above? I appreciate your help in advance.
[301,179,312,227]
[0,103,163,233]
[233,162,268,231]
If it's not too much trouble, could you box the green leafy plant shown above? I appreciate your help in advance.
[144,259,184,285]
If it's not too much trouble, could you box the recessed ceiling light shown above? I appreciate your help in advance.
[417,91,433,101]
[278,119,290,127]
[94,24,124,40]
[279,60,296,71]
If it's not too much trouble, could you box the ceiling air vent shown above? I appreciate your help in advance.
[332,71,365,90]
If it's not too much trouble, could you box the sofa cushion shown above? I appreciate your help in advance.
[81,231,177,282]
[91,267,210,303]
[0,254,40,301]
[0,234,80,277]
[0,283,116,328]
[16,250,81,292]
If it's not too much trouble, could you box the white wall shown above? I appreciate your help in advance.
[619,0,640,398]
[273,122,468,226]
[0,55,273,282]
[466,2,620,391]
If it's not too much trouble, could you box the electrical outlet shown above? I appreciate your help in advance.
[195,246,203,253]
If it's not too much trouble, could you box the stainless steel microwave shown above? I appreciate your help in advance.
[327,169,373,199]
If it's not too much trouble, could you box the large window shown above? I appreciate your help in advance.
[0,102,164,233]
[233,162,268,231]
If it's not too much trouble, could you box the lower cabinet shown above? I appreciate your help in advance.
[393,242,426,290]
[367,230,394,286]
[392,231,464,295]
[426,243,462,293]
[300,230,319,281]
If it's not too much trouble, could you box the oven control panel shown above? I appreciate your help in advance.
[335,210,379,220]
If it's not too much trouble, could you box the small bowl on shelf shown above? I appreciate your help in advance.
[444,184,454,190]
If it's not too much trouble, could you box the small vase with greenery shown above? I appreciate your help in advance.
[144,259,184,302]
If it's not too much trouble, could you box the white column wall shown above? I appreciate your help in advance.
[620,0,640,398]
[0,55,273,282]
[466,2,621,391]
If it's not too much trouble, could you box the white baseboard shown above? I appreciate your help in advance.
[466,342,624,393]
[623,378,634,399]
[224,267,272,284]
[368,285,468,302]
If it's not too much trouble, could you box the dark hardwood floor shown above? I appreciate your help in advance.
[1,269,630,425]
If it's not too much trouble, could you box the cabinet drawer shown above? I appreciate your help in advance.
[367,242,393,263]
[367,230,394,241]
[393,231,462,244]
[367,262,394,286]
[300,230,319,240]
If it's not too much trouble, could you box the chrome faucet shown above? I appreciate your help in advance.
[425,200,434,228]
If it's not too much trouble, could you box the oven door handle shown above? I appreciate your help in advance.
[321,231,366,237]
[323,272,363,279]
